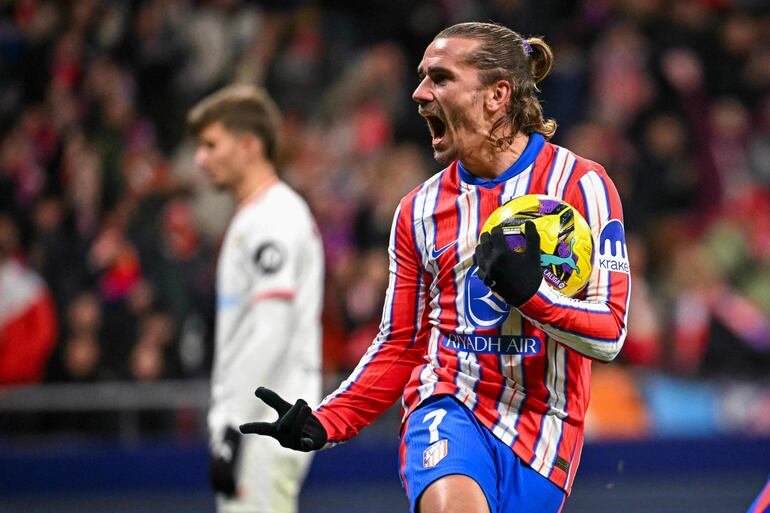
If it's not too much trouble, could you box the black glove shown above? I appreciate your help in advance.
[209,425,241,497]
[239,387,327,452]
[475,221,543,307]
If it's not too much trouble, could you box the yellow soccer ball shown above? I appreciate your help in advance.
[479,194,594,297]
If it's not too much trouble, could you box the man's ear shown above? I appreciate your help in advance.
[486,80,512,114]
[241,132,266,159]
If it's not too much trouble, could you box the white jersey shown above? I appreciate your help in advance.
[208,178,323,443]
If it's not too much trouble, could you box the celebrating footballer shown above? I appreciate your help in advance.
[240,21,630,513]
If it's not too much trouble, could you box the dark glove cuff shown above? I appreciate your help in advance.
[301,414,328,451]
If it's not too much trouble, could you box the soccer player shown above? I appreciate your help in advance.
[187,85,324,513]
[240,22,630,513]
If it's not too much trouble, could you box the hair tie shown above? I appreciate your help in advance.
[522,40,532,55]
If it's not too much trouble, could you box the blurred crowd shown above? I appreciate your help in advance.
[1,0,769,436]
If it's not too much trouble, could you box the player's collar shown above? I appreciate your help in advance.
[457,132,545,189]
[237,175,279,211]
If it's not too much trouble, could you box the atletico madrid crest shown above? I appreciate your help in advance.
[423,439,448,468]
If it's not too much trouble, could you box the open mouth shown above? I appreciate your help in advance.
[423,114,447,145]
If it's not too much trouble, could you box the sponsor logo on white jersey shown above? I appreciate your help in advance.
[253,241,285,274]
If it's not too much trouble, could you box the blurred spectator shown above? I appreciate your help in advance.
[47,291,102,383]
[0,214,57,385]
[665,222,770,378]
[27,195,91,312]
[337,248,390,369]
[126,0,187,152]
[0,118,46,212]
[353,144,430,250]
[135,198,214,377]
[85,222,146,379]
[130,310,175,382]
[658,46,722,213]
[59,131,103,238]
[708,96,754,204]
[589,22,655,131]
[749,95,770,188]
[634,112,698,226]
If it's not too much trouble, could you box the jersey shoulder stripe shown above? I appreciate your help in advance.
[407,170,445,275]
[545,146,577,199]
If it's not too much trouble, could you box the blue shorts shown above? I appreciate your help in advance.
[398,395,565,513]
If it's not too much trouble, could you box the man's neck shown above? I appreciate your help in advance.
[460,131,530,180]
[234,163,277,204]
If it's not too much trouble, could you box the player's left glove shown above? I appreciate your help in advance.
[239,387,327,452]
[475,222,543,307]
[208,425,241,497]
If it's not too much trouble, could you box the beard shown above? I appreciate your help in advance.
[432,142,458,165]
[432,105,482,165]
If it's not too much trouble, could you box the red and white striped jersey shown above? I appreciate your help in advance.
[315,133,630,493]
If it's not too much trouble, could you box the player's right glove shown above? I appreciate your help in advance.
[475,221,543,307]
[239,387,327,452]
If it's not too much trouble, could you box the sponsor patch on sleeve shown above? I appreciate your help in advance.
[597,219,629,274]
[253,242,285,274]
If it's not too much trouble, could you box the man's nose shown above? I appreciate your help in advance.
[194,147,207,167]
[412,78,432,104]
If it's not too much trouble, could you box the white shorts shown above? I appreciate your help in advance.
[217,435,313,513]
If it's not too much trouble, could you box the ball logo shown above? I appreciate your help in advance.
[464,265,510,328]
[598,220,629,274]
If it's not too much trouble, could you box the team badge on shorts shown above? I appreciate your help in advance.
[423,439,448,468]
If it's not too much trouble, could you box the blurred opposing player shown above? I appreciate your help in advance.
[240,22,630,513]
[187,85,323,513]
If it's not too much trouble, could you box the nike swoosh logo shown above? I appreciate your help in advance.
[431,240,457,259]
